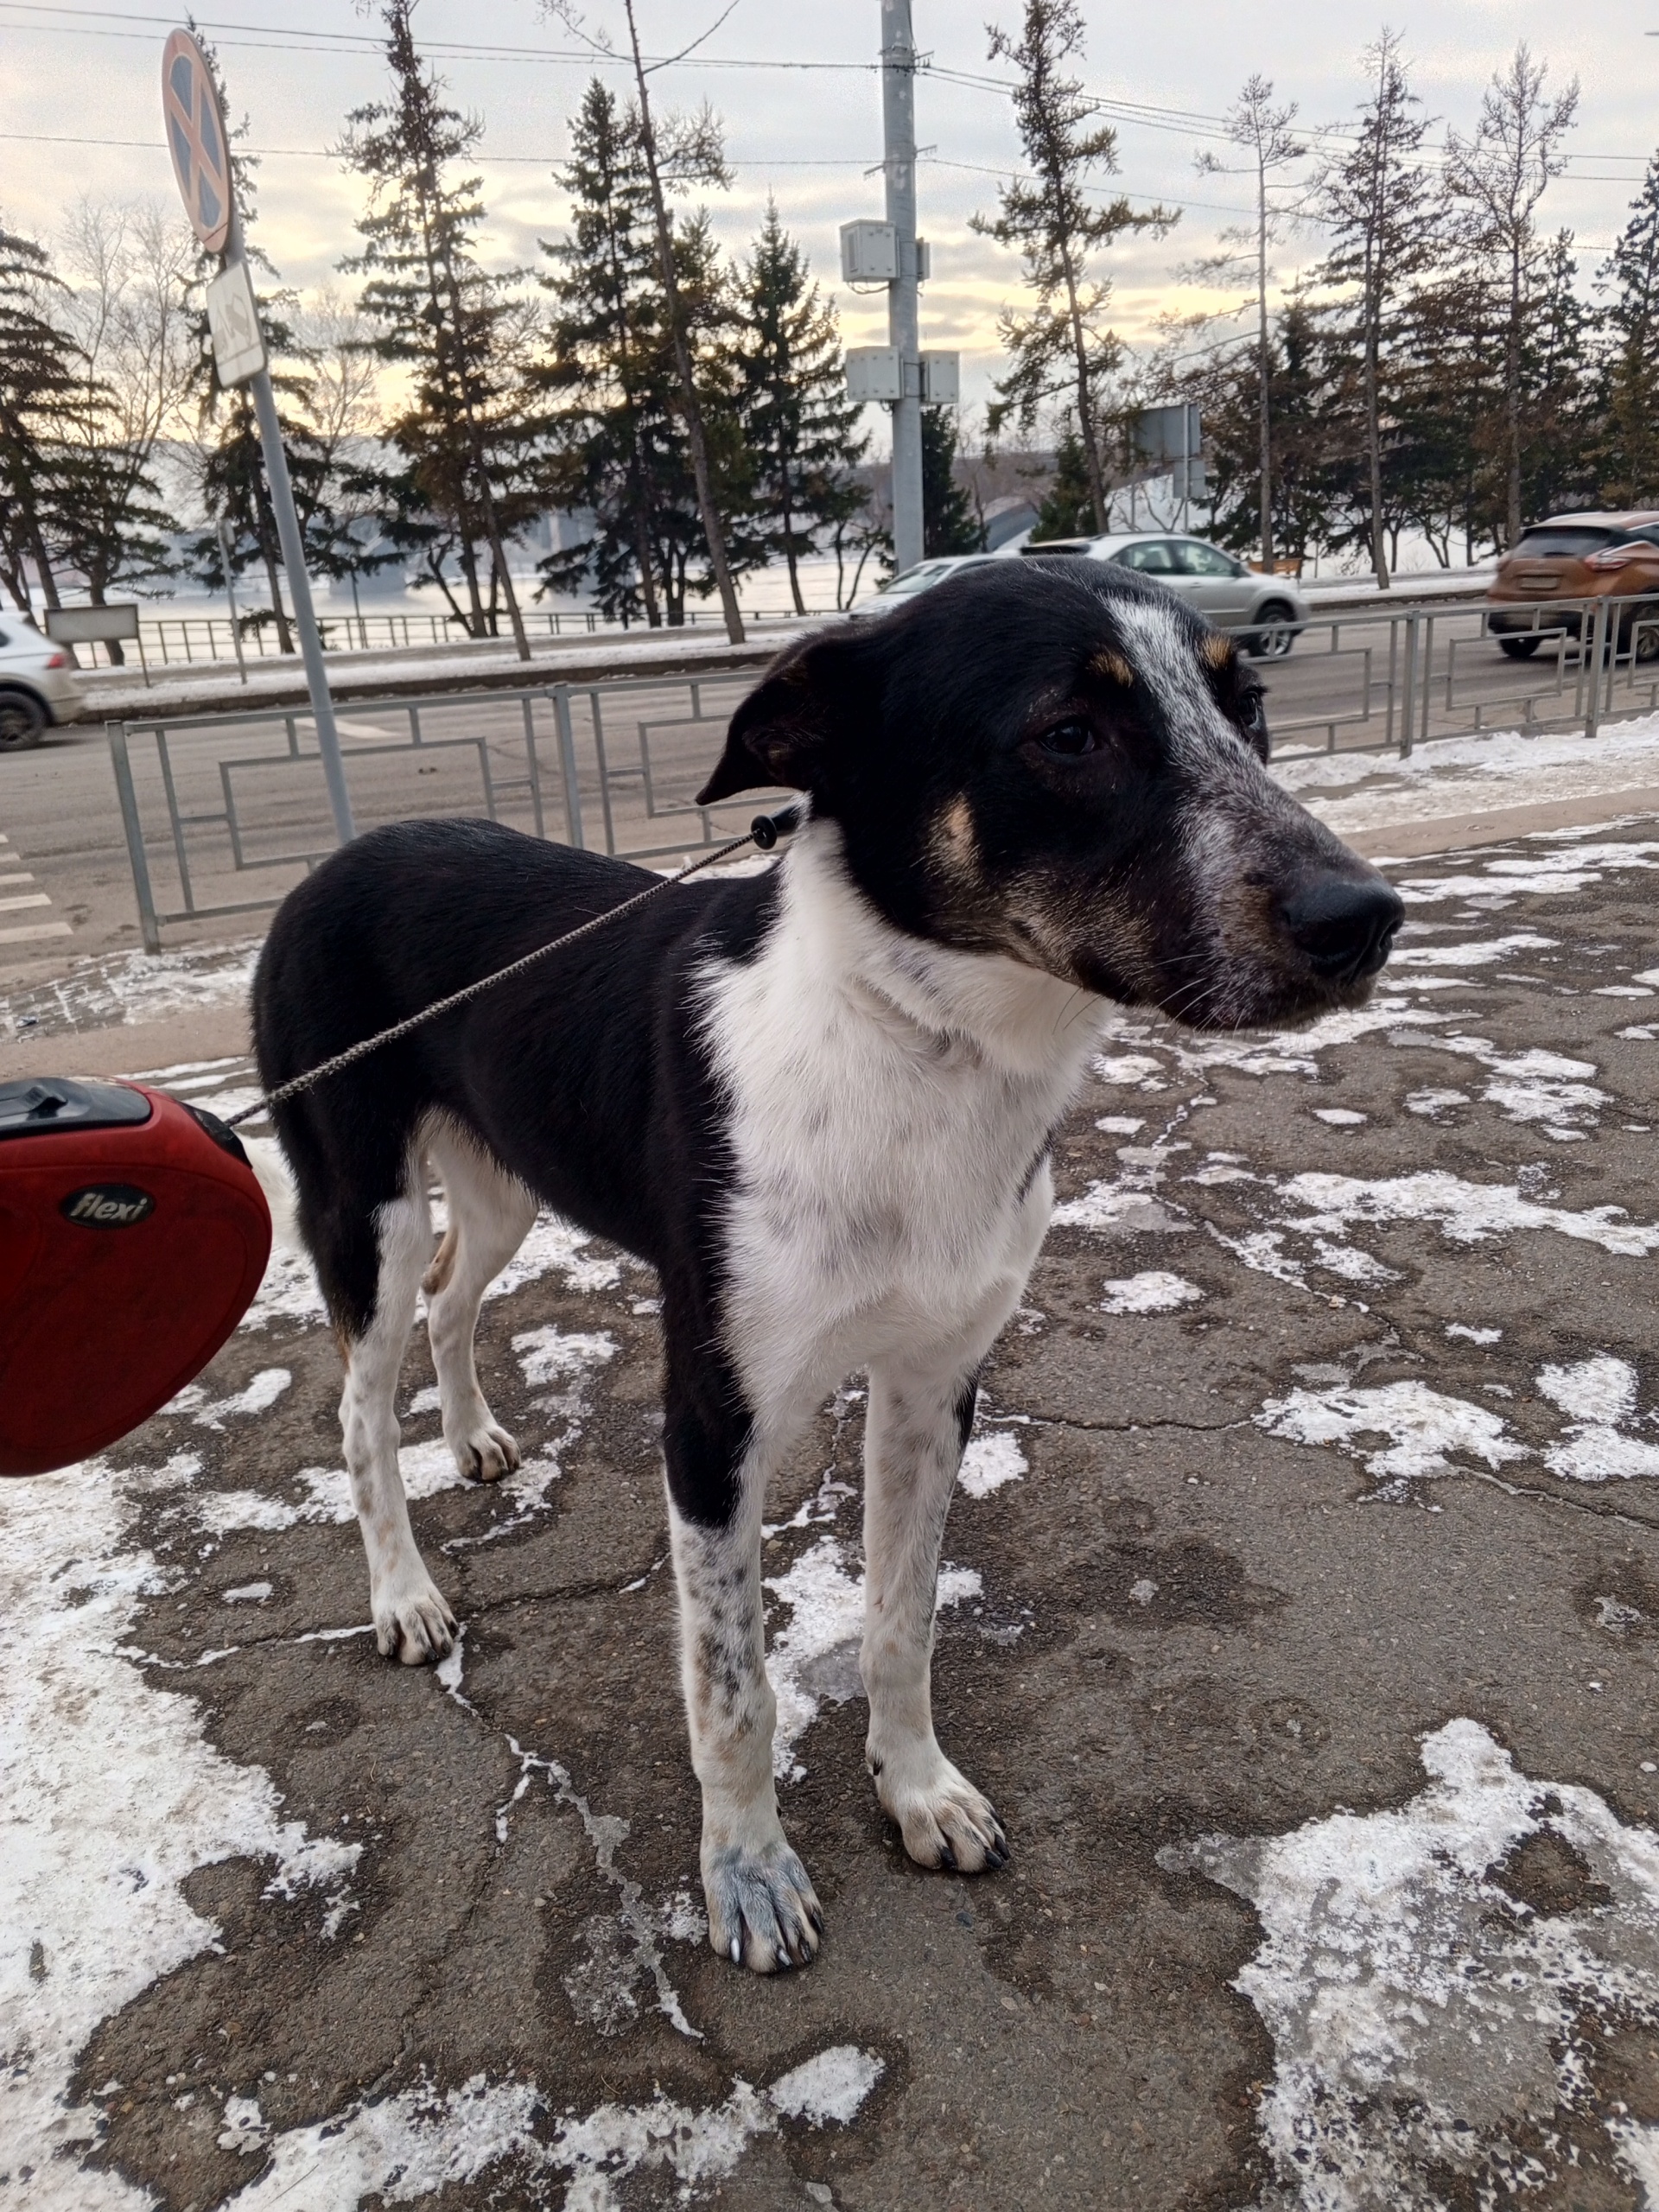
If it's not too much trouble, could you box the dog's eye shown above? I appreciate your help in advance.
[1038,718,1097,757]
[1238,690,1265,731]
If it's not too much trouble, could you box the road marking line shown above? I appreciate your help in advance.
[0,872,35,884]
[0,892,50,912]
[0,920,71,943]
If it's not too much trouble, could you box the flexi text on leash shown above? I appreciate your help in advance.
[226,805,803,1128]
[0,805,801,1478]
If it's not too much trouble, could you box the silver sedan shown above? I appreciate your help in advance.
[1021,532,1308,658]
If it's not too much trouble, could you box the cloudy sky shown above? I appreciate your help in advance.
[3,0,1656,433]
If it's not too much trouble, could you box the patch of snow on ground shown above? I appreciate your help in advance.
[959,1429,1027,1497]
[0,1458,359,2206]
[1258,1379,1529,1498]
[768,2044,886,2126]
[1389,931,1556,968]
[1537,1355,1659,1483]
[764,1535,981,1779]
[1162,1718,1659,2209]
[1101,1270,1203,1314]
[1447,1324,1502,1344]
[1281,1169,1659,1257]
[1313,1108,1367,1125]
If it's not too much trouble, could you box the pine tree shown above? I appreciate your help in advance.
[539,78,673,626]
[921,407,982,557]
[1032,424,1095,540]
[1599,150,1659,505]
[1314,34,1440,587]
[971,0,1175,533]
[342,0,539,657]
[540,82,756,629]
[0,219,83,618]
[735,201,866,613]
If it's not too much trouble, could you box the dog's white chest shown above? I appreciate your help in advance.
[698,836,1098,1403]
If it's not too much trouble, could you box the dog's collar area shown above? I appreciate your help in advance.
[749,804,804,851]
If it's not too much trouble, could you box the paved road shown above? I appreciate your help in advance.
[10,818,1659,2208]
[3,610,1653,982]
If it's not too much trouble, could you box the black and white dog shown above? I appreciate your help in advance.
[253,561,1402,1974]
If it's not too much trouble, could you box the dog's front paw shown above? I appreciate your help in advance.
[872,1746,1008,1872]
[702,1837,823,1974]
[371,1569,457,1665]
[448,1419,519,1484]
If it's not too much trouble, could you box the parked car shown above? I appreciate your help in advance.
[0,618,86,750]
[1020,532,1309,657]
[1485,510,1659,660]
[849,552,998,617]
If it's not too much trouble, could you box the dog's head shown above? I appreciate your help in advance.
[698,561,1402,1031]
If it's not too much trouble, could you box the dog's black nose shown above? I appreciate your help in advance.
[1280,872,1405,983]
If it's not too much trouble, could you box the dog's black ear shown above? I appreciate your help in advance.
[696,628,871,805]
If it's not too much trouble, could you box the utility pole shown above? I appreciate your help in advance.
[882,0,923,575]
[842,7,957,582]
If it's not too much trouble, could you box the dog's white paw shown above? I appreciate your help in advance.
[372,1569,457,1665]
[448,1419,519,1484]
[702,1836,823,1973]
[871,1746,1008,1873]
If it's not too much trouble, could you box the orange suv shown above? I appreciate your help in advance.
[1486,510,1659,660]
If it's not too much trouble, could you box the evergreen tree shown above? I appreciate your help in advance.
[0,219,82,618]
[921,406,983,557]
[1180,298,1335,569]
[971,0,1174,532]
[1314,33,1441,587]
[539,82,755,628]
[538,78,668,626]
[1032,423,1096,539]
[735,201,867,613]
[342,0,540,656]
[1599,150,1659,505]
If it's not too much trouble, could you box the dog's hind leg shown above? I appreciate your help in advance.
[860,1353,1009,1874]
[334,1152,457,1664]
[663,1325,822,1975]
[423,1127,537,1484]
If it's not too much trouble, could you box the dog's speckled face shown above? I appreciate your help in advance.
[698,561,1402,1031]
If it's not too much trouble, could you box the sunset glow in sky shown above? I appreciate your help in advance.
[1,0,1655,421]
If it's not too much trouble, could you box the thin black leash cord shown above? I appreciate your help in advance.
[225,807,800,1130]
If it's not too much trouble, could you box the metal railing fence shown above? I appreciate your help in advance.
[107,591,1659,950]
[108,601,835,671]
[108,671,772,952]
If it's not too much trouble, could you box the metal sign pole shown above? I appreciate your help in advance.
[881,0,923,575]
[164,28,353,842]
[228,212,353,842]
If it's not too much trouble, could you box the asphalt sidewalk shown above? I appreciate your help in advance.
[9,724,1659,2210]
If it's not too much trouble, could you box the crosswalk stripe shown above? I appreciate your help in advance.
[0,920,71,944]
[0,893,50,912]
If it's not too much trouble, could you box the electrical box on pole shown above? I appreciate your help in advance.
[920,352,960,406]
[845,347,905,403]
[840,222,898,283]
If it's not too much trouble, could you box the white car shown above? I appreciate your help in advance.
[1022,532,1309,657]
[849,553,998,617]
[0,615,86,750]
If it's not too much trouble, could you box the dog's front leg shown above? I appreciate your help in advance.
[861,1357,1009,1872]
[664,1375,822,1974]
